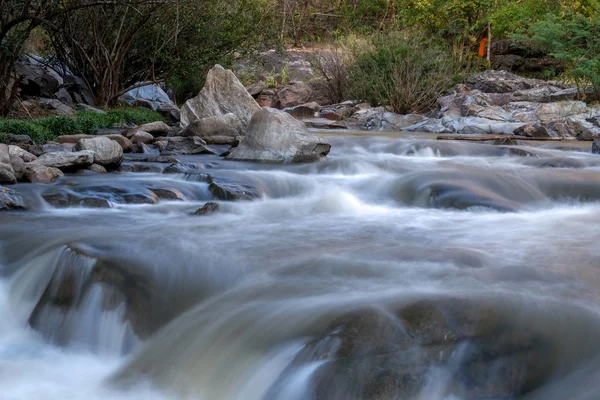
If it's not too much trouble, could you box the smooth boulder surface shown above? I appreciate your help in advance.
[57,134,132,152]
[226,108,331,163]
[0,144,17,184]
[37,150,94,171]
[128,121,173,138]
[73,137,123,168]
[180,65,260,127]
[24,162,64,183]
[130,131,155,145]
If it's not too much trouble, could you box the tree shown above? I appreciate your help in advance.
[0,0,107,115]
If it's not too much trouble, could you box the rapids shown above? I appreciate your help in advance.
[1,132,600,400]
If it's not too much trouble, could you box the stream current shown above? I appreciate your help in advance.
[1,132,600,399]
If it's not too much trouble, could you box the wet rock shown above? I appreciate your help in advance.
[8,145,37,162]
[73,137,123,168]
[162,137,217,155]
[149,188,187,201]
[37,150,94,171]
[162,162,206,174]
[180,65,260,128]
[130,131,155,144]
[290,299,554,400]
[0,186,26,210]
[592,139,600,154]
[0,144,17,183]
[117,162,161,173]
[88,164,107,173]
[466,70,549,93]
[79,197,112,208]
[514,123,551,138]
[226,108,331,163]
[122,191,159,204]
[135,155,179,163]
[208,176,262,201]
[193,202,219,215]
[24,162,63,183]
[181,113,243,145]
[283,102,321,119]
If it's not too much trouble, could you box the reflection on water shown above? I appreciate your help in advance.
[1,133,600,399]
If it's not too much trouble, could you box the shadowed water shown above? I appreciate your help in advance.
[1,133,600,399]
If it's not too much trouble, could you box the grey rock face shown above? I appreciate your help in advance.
[73,137,123,168]
[180,65,260,128]
[226,108,331,163]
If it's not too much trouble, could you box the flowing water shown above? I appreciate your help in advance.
[2,132,600,400]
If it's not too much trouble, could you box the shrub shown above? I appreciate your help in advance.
[310,45,354,104]
[348,32,461,114]
[0,107,163,144]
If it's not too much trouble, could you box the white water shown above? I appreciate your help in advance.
[1,134,600,399]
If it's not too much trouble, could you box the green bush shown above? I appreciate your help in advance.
[348,32,460,114]
[0,108,163,144]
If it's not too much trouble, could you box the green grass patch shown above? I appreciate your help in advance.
[0,107,163,144]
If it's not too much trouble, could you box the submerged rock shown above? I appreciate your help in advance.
[0,186,26,210]
[226,108,331,163]
[193,202,220,215]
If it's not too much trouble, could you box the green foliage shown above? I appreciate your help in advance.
[0,108,162,144]
[526,9,600,95]
[348,33,460,114]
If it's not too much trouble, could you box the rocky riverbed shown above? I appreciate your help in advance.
[2,131,600,399]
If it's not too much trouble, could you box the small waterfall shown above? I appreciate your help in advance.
[11,246,138,356]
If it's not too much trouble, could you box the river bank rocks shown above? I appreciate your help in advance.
[180,65,260,129]
[226,107,331,163]
[73,137,124,169]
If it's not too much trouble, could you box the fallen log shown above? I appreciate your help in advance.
[436,135,564,141]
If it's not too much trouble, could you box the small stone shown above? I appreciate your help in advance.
[193,202,219,215]
[89,164,107,173]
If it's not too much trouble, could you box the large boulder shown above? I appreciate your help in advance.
[181,113,244,144]
[8,146,36,162]
[24,162,64,183]
[37,150,94,171]
[73,137,123,168]
[180,65,260,127]
[0,144,17,184]
[130,131,155,144]
[466,70,549,93]
[274,80,332,108]
[226,108,331,163]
